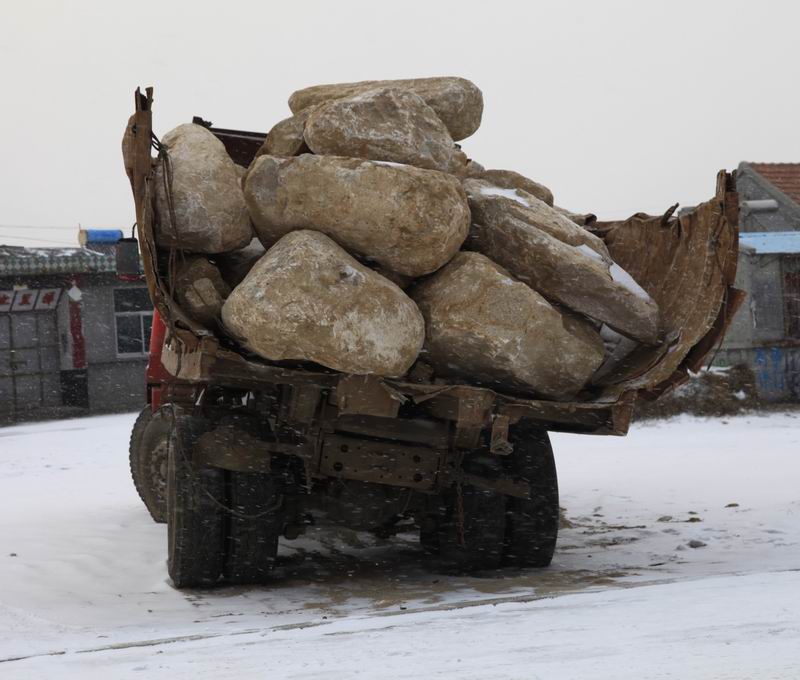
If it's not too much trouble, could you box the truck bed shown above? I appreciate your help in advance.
[123,87,742,437]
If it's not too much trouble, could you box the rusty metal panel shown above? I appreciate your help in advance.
[335,414,450,448]
[319,434,439,490]
[336,374,403,418]
[285,384,323,425]
[490,414,512,455]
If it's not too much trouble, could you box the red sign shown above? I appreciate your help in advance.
[0,291,12,312]
[35,288,61,310]
[0,288,64,313]
[11,290,36,311]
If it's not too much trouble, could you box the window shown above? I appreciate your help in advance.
[113,288,153,356]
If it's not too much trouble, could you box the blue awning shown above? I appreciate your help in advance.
[739,231,800,255]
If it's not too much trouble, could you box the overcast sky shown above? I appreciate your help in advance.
[1,0,798,247]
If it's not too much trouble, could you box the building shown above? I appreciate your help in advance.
[0,240,150,423]
[716,162,800,401]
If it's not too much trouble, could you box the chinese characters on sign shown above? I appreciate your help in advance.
[0,289,62,313]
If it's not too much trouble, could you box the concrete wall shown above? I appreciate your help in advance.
[722,251,786,348]
[78,276,148,412]
[718,249,800,401]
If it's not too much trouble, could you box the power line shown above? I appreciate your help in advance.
[0,234,77,245]
[0,224,124,230]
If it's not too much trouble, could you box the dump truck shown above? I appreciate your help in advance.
[122,87,742,588]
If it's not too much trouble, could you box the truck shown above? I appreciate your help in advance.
[122,87,742,588]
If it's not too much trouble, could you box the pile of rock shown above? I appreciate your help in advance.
[152,77,659,401]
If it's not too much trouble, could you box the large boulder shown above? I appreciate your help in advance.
[244,154,470,277]
[221,230,424,377]
[412,252,605,400]
[153,124,252,253]
[304,87,468,173]
[288,77,483,141]
[468,213,660,344]
[463,178,609,258]
[465,166,554,206]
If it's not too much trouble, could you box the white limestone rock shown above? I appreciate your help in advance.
[221,230,425,377]
[304,87,467,173]
[463,178,609,258]
[288,76,483,141]
[244,154,470,277]
[153,124,252,253]
[468,212,660,344]
[412,252,605,400]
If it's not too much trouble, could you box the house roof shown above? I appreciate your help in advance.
[748,163,800,206]
[739,231,800,255]
[0,245,116,277]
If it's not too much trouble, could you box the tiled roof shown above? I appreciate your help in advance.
[749,163,800,206]
[739,231,800,255]
[0,245,116,277]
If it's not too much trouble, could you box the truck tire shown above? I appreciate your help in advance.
[167,411,226,588]
[436,481,506,572]
[224,471,284,585]
[503,424,559,567]
[129,406,170,523]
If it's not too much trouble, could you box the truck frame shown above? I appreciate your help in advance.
[122,87,742,587]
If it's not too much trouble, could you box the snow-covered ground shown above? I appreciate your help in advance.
[0,411,798,678]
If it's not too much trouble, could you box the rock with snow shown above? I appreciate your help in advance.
[215,238,267,288]
[244,154,470,277]
[304,87,468,173]
[412,252,605,400]
[463,178,609,258]
[153,124,252,253]
[465,167,554,206]
[221,230,424,377]
[288,76,483,141]
[468,212,660,344]
[173,257,231,326]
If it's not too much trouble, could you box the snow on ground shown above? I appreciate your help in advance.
[0,411,798,678]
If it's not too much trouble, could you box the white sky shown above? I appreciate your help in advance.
[1,0,798,248]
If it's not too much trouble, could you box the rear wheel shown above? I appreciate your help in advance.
[504,424,559,567]
[167,411,225,588]
[224,470,284,585]
[436,482,506,571]
[427,451,507,572]
[129,406,170,523]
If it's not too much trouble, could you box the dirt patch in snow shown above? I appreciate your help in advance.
[635,364,765,420]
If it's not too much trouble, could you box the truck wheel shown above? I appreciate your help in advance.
[436,481,506,572]
[129,406,170,523]
[504,424,559,568]
[224,471,284,585]
[167,411,225,588]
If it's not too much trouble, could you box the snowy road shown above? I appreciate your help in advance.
[1,411,798,678]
